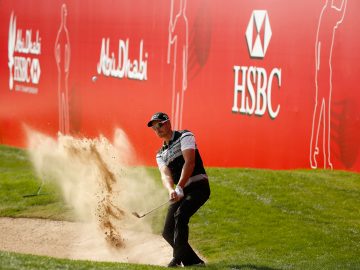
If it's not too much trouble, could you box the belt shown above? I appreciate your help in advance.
[184,174,208,187]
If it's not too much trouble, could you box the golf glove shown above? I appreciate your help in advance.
[175,185,184,199]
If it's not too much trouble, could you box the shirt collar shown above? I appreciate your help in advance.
[163,131,176,148]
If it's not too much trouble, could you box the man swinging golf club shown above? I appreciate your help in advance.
[147,112,210,267]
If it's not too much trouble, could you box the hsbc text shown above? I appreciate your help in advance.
[232,66,281,119]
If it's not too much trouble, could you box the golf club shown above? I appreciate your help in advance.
[23,181,48,198]
[132,200,170,218]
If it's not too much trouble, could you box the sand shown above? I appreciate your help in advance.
[0,217,172,266]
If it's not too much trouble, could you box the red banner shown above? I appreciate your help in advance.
[0,0,359,171]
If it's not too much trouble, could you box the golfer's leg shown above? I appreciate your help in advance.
[181,243,203,266]
[173,188,209,265]
[162,201,180,248]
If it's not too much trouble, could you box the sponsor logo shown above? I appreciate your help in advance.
[97,38,148,81]
[232,10,282,119]
[8,12,41,94]
[245,10,272,58]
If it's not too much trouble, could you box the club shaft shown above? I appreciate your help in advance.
[141,200,170,217]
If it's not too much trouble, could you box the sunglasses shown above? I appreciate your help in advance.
[151,120,168,130]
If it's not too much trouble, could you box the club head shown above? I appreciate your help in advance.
[132,212,142,218]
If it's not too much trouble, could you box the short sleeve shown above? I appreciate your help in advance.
[181,133,196,151]
[156,154,166,169]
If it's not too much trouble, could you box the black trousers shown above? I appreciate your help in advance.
[162,180,210,266]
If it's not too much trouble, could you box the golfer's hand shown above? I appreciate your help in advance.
[169,185,184,202]
[175,185,184,200]
[169,189,178,202]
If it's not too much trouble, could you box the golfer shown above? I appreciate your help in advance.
[147,112,210,267]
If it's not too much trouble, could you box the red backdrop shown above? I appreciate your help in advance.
[0,0,359,171]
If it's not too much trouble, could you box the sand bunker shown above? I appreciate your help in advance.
[0,217,172,266]
[7,128,175,265]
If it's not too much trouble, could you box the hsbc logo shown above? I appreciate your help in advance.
[232,10,282,119]
[8,12,41,94]
[246,10,272,58]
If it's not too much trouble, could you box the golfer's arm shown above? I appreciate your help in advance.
[160,165,175,193]
[177,149,195,189]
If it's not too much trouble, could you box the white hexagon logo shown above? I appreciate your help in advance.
[245,10,272,58]
[30,58,41,84]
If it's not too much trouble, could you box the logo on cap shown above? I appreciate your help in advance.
[245,10,272,58]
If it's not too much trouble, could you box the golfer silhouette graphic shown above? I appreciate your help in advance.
[55,4,71,135]
[310,0,347,169]
[167,0,189,130]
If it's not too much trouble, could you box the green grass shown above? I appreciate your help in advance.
[1,145,360,270]
[192,168,360,269]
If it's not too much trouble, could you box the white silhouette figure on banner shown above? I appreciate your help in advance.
[310,0,347,169]
[167,0,188,130]
[55,4,71,135]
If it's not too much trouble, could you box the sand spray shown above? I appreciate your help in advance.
[26,127,167,250]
